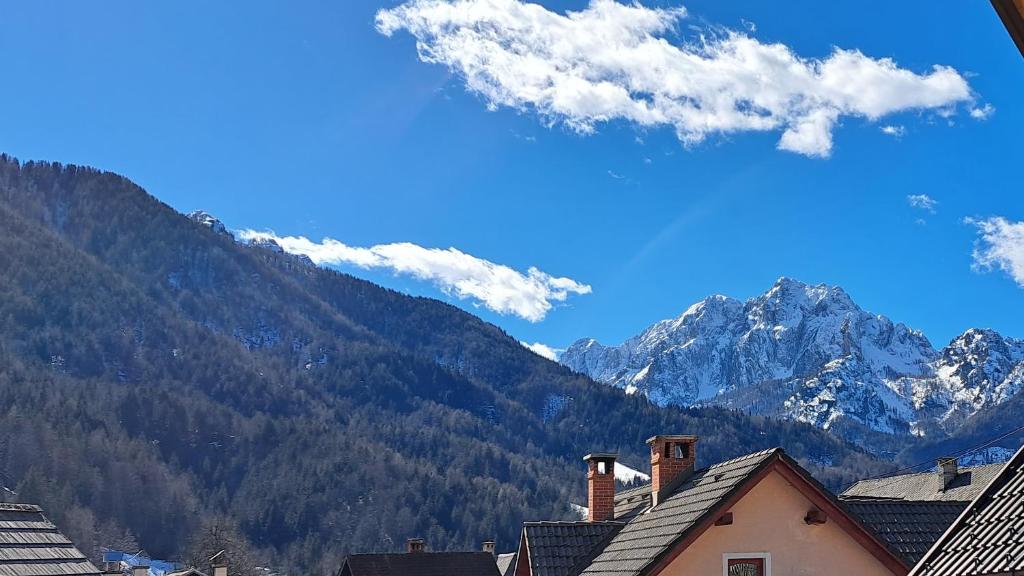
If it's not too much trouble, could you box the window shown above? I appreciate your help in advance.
[723,553,770,576]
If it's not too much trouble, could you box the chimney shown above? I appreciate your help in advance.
[132,566,149,576]
[647,435,698,506]
[938,457,958,491]
[212,565,227,576]
[407,537,426,553]
[482,540,496,556]
[584,453,617,522]
[210,550,227,576]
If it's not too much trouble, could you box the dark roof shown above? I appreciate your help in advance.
[520,522,623,576]
[842,500,968,565]
[910,444,1024,576]
[841,463,1003,502]
[992,0,1024,58]
[0,503,101,576]
[340,552,500,576]
[579,449,779,576]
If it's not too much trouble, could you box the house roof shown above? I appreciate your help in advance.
[339,552,500,576]
[554,448,909,576]
[992,0,1024,57]
[579,448,778,576]
[841,463,1003,502]
[517,522,623,576]
[0,503,102,576]
[842,500,968,566]
[909,444,1024,576]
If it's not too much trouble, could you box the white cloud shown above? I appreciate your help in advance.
[376,0,977,158]
[237,230,591,322]
[880,124,905,138]
[907,194,937,214]
[521,341,560,360]
[970,103,995,120]
[968,217,1024,287]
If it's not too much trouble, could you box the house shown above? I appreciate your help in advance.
[512,436,909,576]
[337,538,500,576]
[908,444,1024,576]
[839,458,1004,565]
[992,0,1024,57]
[0,502,103,576]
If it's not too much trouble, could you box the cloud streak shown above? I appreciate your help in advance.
[376,0,978,157]
[907,194,937,214]
[237,230,591,322]
[969,217,1024,288]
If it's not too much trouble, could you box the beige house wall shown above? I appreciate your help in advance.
[657,470,896,576]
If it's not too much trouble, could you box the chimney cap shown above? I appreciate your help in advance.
[646,435,698,446]
[583,452,618,462]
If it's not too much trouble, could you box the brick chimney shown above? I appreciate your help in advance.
[482,540,496,556]
[647,435,698,506]
[938,457,958,491]
[584,453,617,522]
[407,537,426,553]
[132,566,149,576]
[212,564,227,576]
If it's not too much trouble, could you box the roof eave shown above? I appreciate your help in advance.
[992,0,1024,57]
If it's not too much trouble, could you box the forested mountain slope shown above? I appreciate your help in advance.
[0,155,892,574]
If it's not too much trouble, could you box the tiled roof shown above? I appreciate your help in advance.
[611,486,650,522]
[841,463,1003,502]
[0,503,101,576]
[521,522,623,576]
[911,445,1024,576]
[579,448,779,576]
[842,500,968,565]
[340,552,500,576]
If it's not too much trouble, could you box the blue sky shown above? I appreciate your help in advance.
[2,1,1022,354]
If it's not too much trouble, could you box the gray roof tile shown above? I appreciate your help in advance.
[841,463,1003,502]
[912,446,1024,576]
[522,522,623,576]
[0,504,100,576]
[843,500,967,565]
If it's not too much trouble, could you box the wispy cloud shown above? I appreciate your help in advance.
[970,104,995,120]
[880,125,905,138]
[907,194,937,214]
[968,217,1024,287]
[377,0,977,158]
[521,341,560,360]
[237,231,591,322]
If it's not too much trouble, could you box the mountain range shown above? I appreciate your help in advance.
[0,156,896,574]
[562,278,1024,448]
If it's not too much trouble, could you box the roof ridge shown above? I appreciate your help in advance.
[523,520,624,526]
[699,447,782,472]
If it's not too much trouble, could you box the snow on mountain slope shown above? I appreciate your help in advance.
[562,278,1023,438]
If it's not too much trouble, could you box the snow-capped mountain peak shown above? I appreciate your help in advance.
[561,278,1021,440]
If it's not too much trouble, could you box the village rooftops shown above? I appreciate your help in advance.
[517,522,623,576]
[0,502,102,576]
[337,551,500,576]
[841,462,1004,502]
[910,444,1024,576]
[515,442,907,576]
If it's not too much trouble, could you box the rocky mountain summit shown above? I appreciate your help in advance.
[562,278,1024,439]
